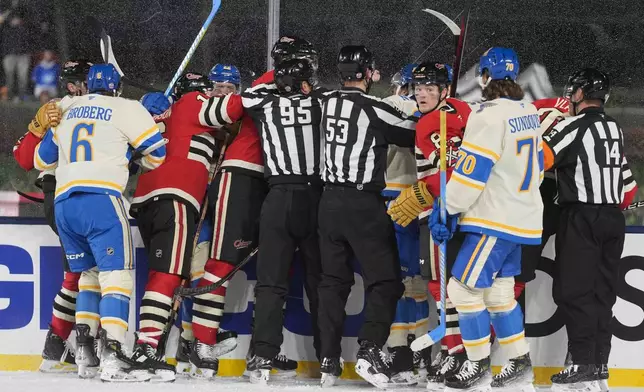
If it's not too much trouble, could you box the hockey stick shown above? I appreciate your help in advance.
[156,134,229,357]
[86,16,158,92]
[449,3,472,98]
[623,200,644,211]
[411,1,474,352]
[175,247,257,297]
[16,190,44,203]
[163,0,222,97]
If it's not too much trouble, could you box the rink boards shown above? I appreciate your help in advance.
[1,219,644,386]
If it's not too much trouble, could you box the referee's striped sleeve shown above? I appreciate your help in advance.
[543,115,581,169]
[199,93,244,128]
[372,100,417,147]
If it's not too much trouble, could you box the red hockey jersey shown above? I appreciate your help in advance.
[217,70,274,177]
[415,98,472,219]
[131,91,218,214]
[13,131,42,171]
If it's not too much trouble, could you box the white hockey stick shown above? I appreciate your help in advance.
[163,0,222,97]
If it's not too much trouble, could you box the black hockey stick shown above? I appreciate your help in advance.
[175,247,258,297]
[16,190,44,203]
[624,200,644,211]
[86,16,158,93]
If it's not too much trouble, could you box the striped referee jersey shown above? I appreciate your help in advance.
[543,106,634,205]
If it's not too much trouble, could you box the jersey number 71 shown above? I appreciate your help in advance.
[516,137,542,192]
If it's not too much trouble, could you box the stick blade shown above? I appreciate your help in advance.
[411,325,446,351]
[422,9,461,36]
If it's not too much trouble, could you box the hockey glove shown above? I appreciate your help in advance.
[28,101,61,138]
[429,198,459,244]
[387,181,434,227]
[141,92,171,116]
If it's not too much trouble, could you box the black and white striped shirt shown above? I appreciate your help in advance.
[241,83,323,184]
[319,87,417,192]
[544,106,626,205]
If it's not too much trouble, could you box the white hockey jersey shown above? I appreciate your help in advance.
[34,94,166,201]
[446,98,544,244]
[382,94,419,197]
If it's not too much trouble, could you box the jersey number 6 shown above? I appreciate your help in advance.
[70,123,95,162]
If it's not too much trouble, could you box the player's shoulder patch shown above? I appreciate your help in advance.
[476,102,497,113]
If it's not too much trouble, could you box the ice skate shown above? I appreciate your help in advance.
[100,334,152,382]
[320,357,343,387]
[491,353,535,392]
[596,364,609,392]
[189,339,221,379]
[550,364,600,392]
[413,346,431,379]
[271,353,298,379]
[388,346,418,386]
[354,340,392,389]
[131,342,176,382]
[427,350,467,391]
[174,336,193,376]
[75,324,100,379]
[39,326,77,373]
[444,357,492,392]
[247,354,272,385]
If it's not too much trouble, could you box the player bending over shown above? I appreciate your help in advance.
[34,63,166,382]
[13,60,93,373]
[429,48,543,392]
[387,61,472,390]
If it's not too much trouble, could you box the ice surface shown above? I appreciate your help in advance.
[2,372,643,392]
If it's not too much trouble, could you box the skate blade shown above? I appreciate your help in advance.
[175,361,191,377]
[148,369,176,383]
[354,358,390,389]
[39,359,77,373]
[212,337,238,358]
[189,364,216,380]
[598,379,610,392]
[445,386,491,392]
[77,365,99,379]
[493,384,535,392]
[321,373,338,388]
[100,369,152,382]
[249,369,270,385]
[551,382,602,392]
[390,370,419,386]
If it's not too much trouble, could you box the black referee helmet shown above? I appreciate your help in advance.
[564,68,611,105]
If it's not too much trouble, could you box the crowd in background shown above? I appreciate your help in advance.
[0,0,60,103]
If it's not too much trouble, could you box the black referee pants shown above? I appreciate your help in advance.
[317,186,404,359]
[553,204,625,365]
[253,183,322,360]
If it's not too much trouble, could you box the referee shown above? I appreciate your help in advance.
[316,45,417,387]
[238,58,324,383]
[542,68,625,389]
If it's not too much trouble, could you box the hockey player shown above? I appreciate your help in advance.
[13,59,93,373]
[386,62,472,390]
[186,35,317,379]
[209,63,241,95]
[131,72,237,381]
[33,63,167,381]
[382,62,428,384]
[429,47,542,392]
[543,69,631,392]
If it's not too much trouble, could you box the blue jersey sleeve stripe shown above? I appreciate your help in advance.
[34,132,59,169]
[134,133,165,155]
[455,150,494,184]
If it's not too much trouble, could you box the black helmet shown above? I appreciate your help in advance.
[275,58,316,95]
[412,62,450,87]
[564,68,610,103]
[60,60,93,90]
[337,45,375,81]
[271,36,318,69]
[173,72,213,99]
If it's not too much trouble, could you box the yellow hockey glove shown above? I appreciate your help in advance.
[28,101,62,138]
[387,181,434,227]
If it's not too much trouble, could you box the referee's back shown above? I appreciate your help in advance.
[544,106,625,206]
[319,87,417,192]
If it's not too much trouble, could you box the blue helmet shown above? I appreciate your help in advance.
[444,64,453,83]
[478,47,519,81]
[400,63,418,86]
[209,64,241,86]
[87,64,121,94]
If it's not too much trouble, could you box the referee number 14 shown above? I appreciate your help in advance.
[604,140,620,166]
